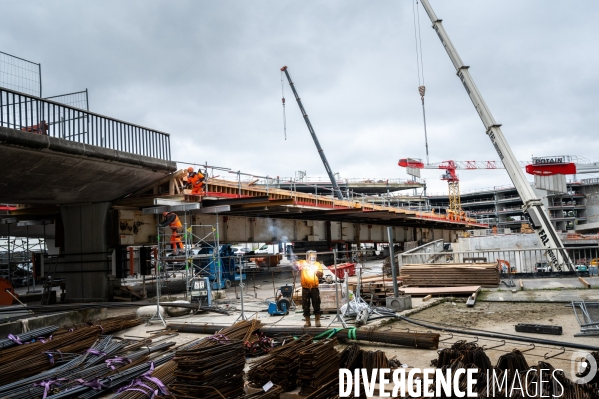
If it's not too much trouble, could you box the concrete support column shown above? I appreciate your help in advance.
[58,202,113,301]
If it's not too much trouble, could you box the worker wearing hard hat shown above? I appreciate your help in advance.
[294,251,324,327]
[159,212,183,254]
[186,167,205,195]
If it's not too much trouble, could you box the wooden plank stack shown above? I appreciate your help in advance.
[400,263,499,287]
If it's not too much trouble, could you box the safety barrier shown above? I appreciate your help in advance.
[0,87,171,160]
[401,244,599,274]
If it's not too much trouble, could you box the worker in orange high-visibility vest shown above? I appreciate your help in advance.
[159,212,183,254]
[186,167,205,195]
[294,251,324,327]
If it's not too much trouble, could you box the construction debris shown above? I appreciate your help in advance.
[571,301,599,337]
[515,323,563,335]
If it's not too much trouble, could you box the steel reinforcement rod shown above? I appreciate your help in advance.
[168,323,440,349]
[399,316,599,352]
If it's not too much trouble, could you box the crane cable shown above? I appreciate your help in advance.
[281,70,287,140]
[413,0,429,165]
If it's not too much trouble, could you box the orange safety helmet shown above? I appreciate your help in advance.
[187,166,194,173]
[162,211,169,217]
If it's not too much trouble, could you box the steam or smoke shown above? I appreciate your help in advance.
[287,246,300,271]
[266,221,292,243]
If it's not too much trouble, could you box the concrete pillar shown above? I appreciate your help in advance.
[58,202,113,301]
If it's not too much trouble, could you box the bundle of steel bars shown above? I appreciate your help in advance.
[305,343,365,399]
[420,341,597,398]
[168,323,440,349]
[247,335,312,391]
[169,340,247,399]
[297,338,340,395]
[113,320,263,399]
[0,315,148,398]
[0,326,59,349]
[241,384,283,399]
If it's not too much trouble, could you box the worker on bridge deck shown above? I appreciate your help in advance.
[159,212,183,254]
[186,167,205,195]
[294,250,324,327]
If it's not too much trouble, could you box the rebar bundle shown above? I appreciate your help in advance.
[421,342,598,399]
[168,323,440,349]
[241,384,283,399]
[247,335,312,391]
[0,315,142,386]
[169,341,246,399]
[0,326,59,350]
[305,344,366,399]
[115,321,262,399]
[298,339,340,395]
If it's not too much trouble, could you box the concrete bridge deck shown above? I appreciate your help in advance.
[0,126,176,204]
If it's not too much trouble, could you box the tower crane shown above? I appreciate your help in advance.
[399,156,599,222]
[280,66,344,200]
[419,0,573,271]
[398,158,527,221]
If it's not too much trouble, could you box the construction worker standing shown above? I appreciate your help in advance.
[186,167,205,195]
[294,251,324,327]
[159,212,183,254]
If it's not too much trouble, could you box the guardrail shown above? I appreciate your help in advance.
[0,87,171,160]
[401,245,599,274]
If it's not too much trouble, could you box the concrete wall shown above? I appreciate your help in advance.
[454,233,542,252]
[584,183,599,225]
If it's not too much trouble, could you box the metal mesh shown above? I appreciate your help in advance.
[0,51,41,97]
[45,90,88,111]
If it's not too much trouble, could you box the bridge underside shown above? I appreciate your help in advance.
[0,127,176,204]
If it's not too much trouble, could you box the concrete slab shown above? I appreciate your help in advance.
[0,126,176,204]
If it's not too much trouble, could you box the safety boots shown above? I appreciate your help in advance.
[304,316,311,327]
[315,314,321,327]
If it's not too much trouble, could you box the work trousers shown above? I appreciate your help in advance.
[302,287,321,317]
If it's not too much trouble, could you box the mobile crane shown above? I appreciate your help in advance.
[419,0,573,271]
[280,66,344,200]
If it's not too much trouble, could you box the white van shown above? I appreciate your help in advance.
[254,244,280,255]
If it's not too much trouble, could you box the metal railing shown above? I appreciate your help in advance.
[401,245,599,274]
[398,239,445,266]
[0,87,171,160]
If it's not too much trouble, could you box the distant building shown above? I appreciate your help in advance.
[427,178,599,233]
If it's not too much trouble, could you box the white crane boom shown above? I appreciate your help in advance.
[420,0,573,271]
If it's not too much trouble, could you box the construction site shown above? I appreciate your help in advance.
[1,0,599,398]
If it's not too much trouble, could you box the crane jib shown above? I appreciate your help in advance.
[487,130,505,161]
[420,0,574,271]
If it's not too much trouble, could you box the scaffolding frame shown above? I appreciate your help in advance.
[185,224,222,292]
[0,222,46,292]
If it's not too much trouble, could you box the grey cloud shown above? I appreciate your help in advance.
[1,0,598,195]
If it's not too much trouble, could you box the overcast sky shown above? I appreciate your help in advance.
[1,0,599,195]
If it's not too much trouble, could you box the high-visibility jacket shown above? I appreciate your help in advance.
[296,260,323,289]
[187,172,205,195]
[167,213,182,230]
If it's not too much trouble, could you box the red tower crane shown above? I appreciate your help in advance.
[398,159,514,220]
[398,156,599,221]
